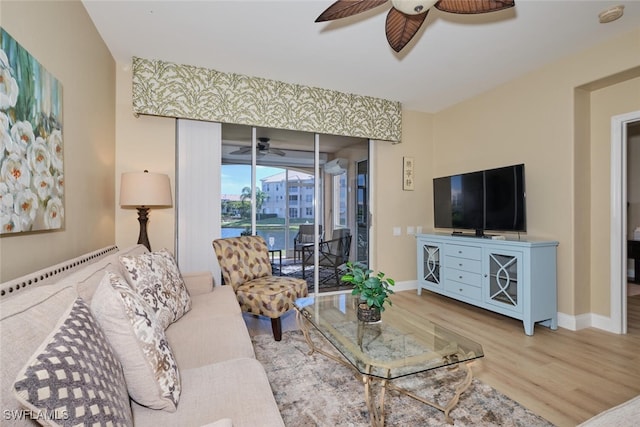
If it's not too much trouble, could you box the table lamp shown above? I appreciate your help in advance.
[120,170,172,251]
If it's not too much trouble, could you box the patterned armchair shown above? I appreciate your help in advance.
[212,235,308,341]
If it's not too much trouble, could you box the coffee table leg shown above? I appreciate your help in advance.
[363,366,390,427]
[296,310,354,369]
[443,362,473,423]
[386,362,474,425]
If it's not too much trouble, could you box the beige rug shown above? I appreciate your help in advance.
[252,330,554,427]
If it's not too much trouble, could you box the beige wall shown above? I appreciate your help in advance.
[427,29,640,317]
[114,66,175,252]
[371,110,434,281]
[0,0,116,281]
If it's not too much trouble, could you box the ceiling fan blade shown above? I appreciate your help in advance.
[385,7,429,52]
[435,0,515,14]
[230,146,252,155]
[269,148,286,157]
[316,0,388,22]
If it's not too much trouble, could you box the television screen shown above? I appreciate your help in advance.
[451,172,484,230]
[433,172,483,230]
[433,176,453,228]
[484,164,526,232]
[433,164,526,235]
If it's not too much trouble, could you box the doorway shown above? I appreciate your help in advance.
[611,111,640,334]
[220,124,368,294]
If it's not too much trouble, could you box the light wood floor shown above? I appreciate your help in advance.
[243,290,640,427]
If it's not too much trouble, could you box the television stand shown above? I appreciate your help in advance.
[416,233,558,335]
[451,231,494,239]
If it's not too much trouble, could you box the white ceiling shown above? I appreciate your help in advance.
[82,0,640,114]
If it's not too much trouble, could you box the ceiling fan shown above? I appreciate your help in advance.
[315,0,515,52]
[229,137,286,157]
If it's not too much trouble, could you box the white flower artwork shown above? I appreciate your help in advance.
[1,28,64,234]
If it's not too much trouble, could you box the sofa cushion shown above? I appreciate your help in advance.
[13,298,132,426]
[59,244,148,305]
[1,284,78,426]
[131,358,284,427]
[119,248,192,329]
[166,290,254,369]
[91,271,181,411]
[577,395,640,426]
[201,419,233,427]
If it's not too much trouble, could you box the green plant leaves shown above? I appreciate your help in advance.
[341,261,394,311]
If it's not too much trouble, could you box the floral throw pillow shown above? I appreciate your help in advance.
[91,271,181,411]
[13,298,133,426]
[119,248,191,329]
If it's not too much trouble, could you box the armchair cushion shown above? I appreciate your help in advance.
[235,276,308,319]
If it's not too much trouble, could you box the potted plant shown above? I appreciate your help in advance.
[341,262,395,322]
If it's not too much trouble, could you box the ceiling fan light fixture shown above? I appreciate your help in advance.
[598,5,624,24]
[391,0,437,15]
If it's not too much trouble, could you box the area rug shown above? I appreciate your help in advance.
[276,263,351,293]
[252,330,554,427]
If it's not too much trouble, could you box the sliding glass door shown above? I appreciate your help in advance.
[220,124,367,294]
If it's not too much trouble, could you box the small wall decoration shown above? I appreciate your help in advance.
[403,156,414,191]
[0,28,64,234]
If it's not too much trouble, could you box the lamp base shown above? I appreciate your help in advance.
[136,207,151,251]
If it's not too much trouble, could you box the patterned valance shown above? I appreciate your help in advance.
[131,57,401,142]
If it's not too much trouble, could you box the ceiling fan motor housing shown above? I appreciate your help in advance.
[391,0,438,15]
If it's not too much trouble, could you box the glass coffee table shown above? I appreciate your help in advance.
[295,294,484,426]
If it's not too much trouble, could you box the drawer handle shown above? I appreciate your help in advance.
[459,288,463,292]
[458,250,462,254]
[459,276,463,279]
[459,263,463,267]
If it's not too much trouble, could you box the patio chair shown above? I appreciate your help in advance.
[302,229,352,286]
[212,235,308,341]
[293,224,323,262]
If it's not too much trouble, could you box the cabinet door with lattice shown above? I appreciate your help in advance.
[417,240,443,293]
[484,250,523,314]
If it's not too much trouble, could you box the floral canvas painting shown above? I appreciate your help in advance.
[1,28,64,234]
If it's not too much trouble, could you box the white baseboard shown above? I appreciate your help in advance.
[393,279,418,292]
[557,311,621,334]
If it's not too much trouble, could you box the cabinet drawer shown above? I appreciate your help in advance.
[445,244,482,260]
[445,281,482,300]
[446,256,481,274]
[445,268,482,287]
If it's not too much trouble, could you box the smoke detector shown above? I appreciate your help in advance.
[599,5,624,24]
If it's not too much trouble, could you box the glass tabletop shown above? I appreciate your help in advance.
[295,294,484,379]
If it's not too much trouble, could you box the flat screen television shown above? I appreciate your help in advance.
[433,164,526,236]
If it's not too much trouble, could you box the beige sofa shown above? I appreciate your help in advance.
[577,395,640,426]
[0,244,284,427]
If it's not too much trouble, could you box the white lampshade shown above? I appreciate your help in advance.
[120,171,173,207]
